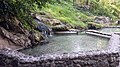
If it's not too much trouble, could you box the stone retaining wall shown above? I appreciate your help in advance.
[0,34,120,67]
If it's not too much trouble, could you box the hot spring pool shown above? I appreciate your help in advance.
[21,34,109,56]
[21,28,120,56]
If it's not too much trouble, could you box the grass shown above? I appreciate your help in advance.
[42,1,91,28]
[40,0,120,29]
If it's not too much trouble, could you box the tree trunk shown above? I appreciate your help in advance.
[86,0,89,5]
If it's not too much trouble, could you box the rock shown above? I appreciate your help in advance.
[88,24,97,29]
[115,20,120,25]
[94,16,111,26]
[0,1,24,34]
[0,27,31,48]
[31,13,65,26]
[52,25,69,31]
[31,13,71,32]
[75,5,91,11]
[49,19,63,26]
[34,32,44,42]
[0,46,119,67]
[0,1,48,50]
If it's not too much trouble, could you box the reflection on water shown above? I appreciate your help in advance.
[21,34,108,56]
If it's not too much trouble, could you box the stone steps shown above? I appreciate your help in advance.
[86,30,111,38]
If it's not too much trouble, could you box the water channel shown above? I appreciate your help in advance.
[21,28,120,56]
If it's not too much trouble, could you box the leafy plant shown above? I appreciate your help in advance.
[2,0,48,30]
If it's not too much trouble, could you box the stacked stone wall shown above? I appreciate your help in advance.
[0,34,119,67]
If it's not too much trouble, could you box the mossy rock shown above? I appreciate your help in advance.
[87,22,103,29]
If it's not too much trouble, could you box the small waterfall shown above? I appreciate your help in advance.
[34,18,53,39]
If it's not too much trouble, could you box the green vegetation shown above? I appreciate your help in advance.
[42,0,120,28]
[90,0,120,20]
[42,0,90,28]
[87,22,104,28]
[1,0,48,30]
[1,0,120,30]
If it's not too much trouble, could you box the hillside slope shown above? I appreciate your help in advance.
[41,0,120,29]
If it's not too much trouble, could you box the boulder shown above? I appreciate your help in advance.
[29,31,45,45]
[0,27,31,48]
[94,16,111,26]
[31,13,64,26]
[52,25,69,31]
[49,19,63,26]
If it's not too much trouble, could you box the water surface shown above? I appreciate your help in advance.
[21,34,109,56]
[100,28,120,33]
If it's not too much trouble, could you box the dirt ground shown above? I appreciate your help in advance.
[0,35,21,50]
